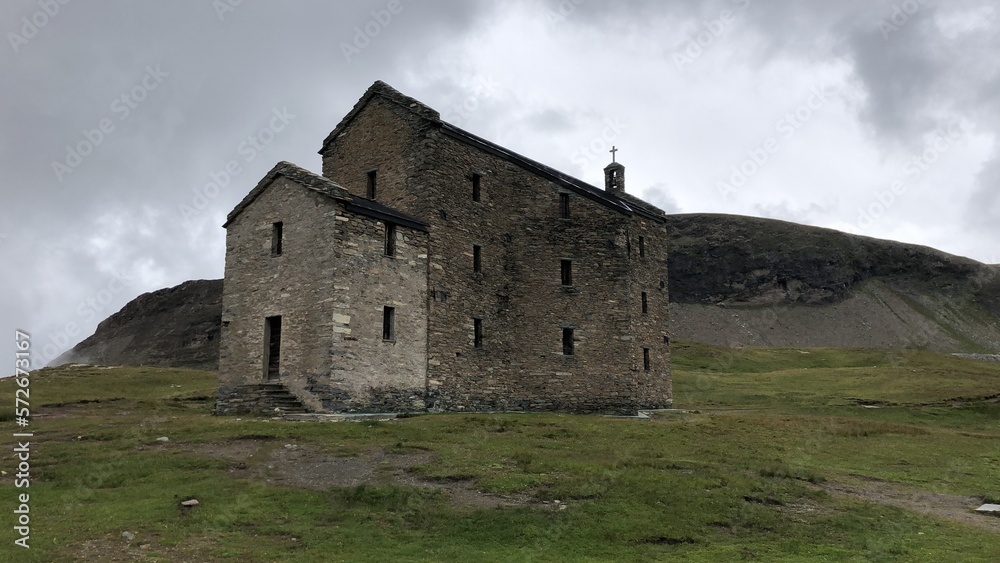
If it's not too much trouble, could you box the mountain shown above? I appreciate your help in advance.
[52,215,1000,369]
[52,279,222,370]
[666,214,1000,352]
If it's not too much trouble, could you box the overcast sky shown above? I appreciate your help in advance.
[3,0,998,367]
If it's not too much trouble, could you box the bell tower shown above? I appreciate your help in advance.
[604,145,624,193]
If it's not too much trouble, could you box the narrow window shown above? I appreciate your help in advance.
[638,236,646,257]
[472,173,481,202]
[474,318,483,348]
[559,193,570,219]
[643,347,651,371]
[264,316,282,381]
[562,328,574,356]
[271,222,283,256]
[641,291,648,314]
[366,170,377,199]
[384,223,396,256]
[382,306,395,341]
[561,259,573,286]
[473,245,482,273]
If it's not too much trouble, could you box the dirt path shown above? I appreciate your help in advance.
[183,438,541,510]
[818,477,1000,532]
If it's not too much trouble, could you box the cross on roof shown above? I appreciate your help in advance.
[610,145,618,163]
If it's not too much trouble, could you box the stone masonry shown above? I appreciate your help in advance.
[216,81,671,415]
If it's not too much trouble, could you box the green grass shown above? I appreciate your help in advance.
[2,346,999,561]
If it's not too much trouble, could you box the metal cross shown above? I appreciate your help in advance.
[610,145,618,163]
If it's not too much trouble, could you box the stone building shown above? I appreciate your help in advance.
[216,81,671,415]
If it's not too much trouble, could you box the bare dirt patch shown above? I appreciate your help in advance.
[818,477,1000,532]
[185,439,537,509]
[73,534,222,563]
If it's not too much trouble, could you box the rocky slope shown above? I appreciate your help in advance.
[52,279,222,370]
[53,214,1000,369]
[666,214,1000,352]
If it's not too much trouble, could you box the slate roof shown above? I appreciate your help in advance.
[320,81,667,223]
[223,161,428,232]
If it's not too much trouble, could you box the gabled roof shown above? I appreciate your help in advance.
[320,81,439,153]
[319,81,667,223]
[223,161,428,232]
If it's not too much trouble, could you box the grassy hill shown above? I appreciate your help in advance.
[4,345,999,561]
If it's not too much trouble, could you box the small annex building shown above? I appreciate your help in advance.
[216,81,671,415]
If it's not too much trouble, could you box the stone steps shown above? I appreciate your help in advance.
[217,383,310,415]
[248,383,310,414]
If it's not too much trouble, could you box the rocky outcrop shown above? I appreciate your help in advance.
[53,279,222,370]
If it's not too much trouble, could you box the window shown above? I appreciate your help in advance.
[382,306,395,341]
[641,291,648,314]
[473,245,482,273]
[264,316,282,381]
[638,236,645,257]
[366,170,377,199]
[472,173,481,202]
[559,193,570,219]
[562,328,574,355]
[561,259,573,286]
[643,347,651,371]
[384,223,396,256]
[474,318,483,348]
[663,335,670,344]
[271,222,283,256]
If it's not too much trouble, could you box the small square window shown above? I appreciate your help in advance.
[366,170,377,199]
[473,245,482,273]
[562,328,574,356]
[561,259,572,286]
[271,222,283,256]
[641,291,648,314]
[473,318,483,348]
[559,193,570,219]
[472,173,481,202]
[382,306,395,341]
[384,223,396,256]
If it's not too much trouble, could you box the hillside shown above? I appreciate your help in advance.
[666,214,1000,352]
[52,278,221,370]
[52,214,1000,368]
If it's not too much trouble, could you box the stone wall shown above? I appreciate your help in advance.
[321,96,671,414]
[217,175,428,412]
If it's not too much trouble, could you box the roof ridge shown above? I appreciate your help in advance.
[319,81,666,222]
[224,160,429,232]
[320,81,440,152]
